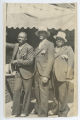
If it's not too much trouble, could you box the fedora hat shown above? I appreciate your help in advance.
[53,31,67,42]
[35,30,50,38]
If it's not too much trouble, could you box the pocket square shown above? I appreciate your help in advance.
[41,50,46,55]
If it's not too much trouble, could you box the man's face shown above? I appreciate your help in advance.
[56,37,64,47]
[17,32,27,46]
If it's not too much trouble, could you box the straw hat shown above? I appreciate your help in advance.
[54,31,67,42]
[35,30,50,38]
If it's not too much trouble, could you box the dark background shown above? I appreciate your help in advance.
[6,27,75,64]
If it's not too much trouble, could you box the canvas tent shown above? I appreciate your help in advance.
[6,3,76,30]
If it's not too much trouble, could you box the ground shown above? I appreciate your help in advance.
[5,99,74,118]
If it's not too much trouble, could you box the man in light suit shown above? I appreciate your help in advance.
[11,32,34,117]
[52,31,74,117]
[34,30,55,117]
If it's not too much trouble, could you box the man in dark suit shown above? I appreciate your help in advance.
[34,30,55,117]
[11,32,34,117]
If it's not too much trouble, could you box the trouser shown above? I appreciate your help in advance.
[12,72,33,116]
[50,73,58,114]
[34,70,49,117]
[54,79,69,116]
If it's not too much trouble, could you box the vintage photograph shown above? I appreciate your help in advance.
[4,3,77,118]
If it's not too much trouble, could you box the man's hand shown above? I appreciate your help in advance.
[11,60,18,65]
[66,78,74,83]
[41,77,48,83]
[61,55,68,59]
[66,72,73,80]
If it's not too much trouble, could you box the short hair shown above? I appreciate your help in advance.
[18,31,27,38]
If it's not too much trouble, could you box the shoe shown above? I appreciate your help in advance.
[48,104,58,116]
[58,105,70,117]
[48,110,54,116]
[31,108,37,114]
[11,115,17,118]
[11,114,20,117]
[15,114,21,117]
[20,113,27,117]
[11,113,21,117]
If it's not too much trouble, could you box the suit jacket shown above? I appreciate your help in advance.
[35,39,55,78]
[53,45,74,82]
[11,43,34,79]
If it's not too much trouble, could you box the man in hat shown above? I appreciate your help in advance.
[34,30,55,117]
[11,32,34,117]
[52,31,74,117]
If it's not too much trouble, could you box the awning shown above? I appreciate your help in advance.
[6,3,76,30]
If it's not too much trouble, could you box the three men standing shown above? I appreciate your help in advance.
[11,30,74,117]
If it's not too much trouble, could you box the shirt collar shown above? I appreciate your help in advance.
[19,43,26,51]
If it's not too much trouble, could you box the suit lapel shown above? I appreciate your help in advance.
[19,43,27,55]
[17,43,28,59]
[35,40,47,57]
[55,46,67,58]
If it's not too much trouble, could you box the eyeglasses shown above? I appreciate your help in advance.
[56,37,64,41]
